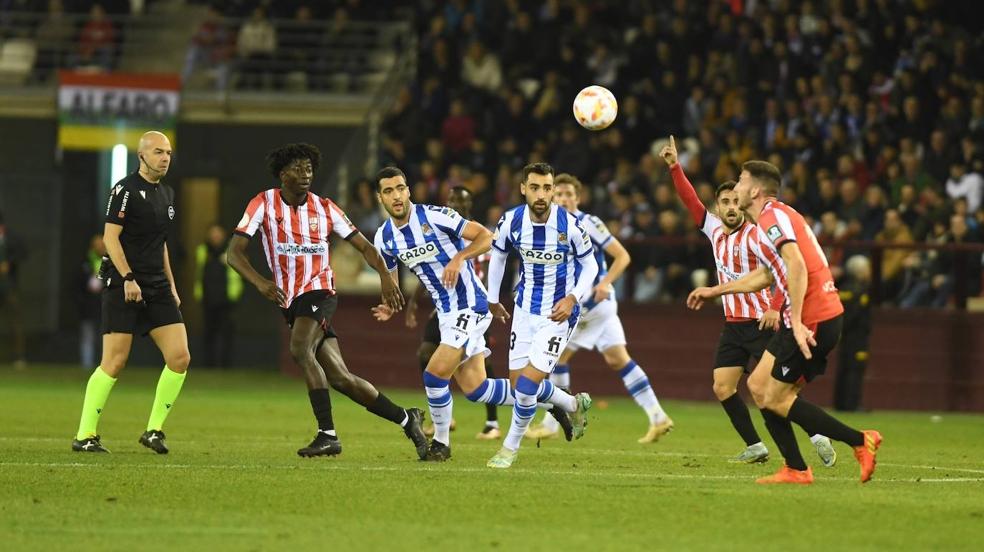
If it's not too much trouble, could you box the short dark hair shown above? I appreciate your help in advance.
[554,173,582,193]
[374,166,407,190]
[522,162,554,183]
[741,160,782,197]
[715,181,736,198]
[266,143,321,179]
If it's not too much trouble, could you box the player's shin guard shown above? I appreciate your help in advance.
[787,397,864,447]
[760,409,808,471]
[620,360,667,424]
[551,364,571,389]
[503,376,539,451]
[76,366,117,440]
[465,378,513,406]
[423,371,453,445]
[147,365,186,431]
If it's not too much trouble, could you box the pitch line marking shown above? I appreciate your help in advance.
[1,461,981,483]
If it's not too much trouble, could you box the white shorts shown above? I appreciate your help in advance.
[508,306,579,373]
[567,299,627,353]
[437,308,492,364]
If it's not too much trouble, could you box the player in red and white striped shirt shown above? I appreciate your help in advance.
[227,143,427,459]
[663,137,836,466]
[688,160,881,485]
[402,186,503,440]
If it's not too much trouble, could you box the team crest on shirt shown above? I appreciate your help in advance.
[766,225,782,244]
[309,218,319,233]
[168,206,175,220]
[558,232,568,244]
[733,245,740,258]
[421,223,434,235]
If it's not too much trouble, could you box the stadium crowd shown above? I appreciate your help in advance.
[375,0,984,306]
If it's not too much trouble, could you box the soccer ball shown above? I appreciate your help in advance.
[573,85,618,130]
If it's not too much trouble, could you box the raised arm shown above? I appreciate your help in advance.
[661,135,707,226]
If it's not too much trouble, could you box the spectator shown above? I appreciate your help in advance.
[182,5,232,90]
[945,161,983,213]
[236,6,276,89]
[875,208,914,299]
[33,0,76,81]
[440,98,476,157]
[194,224,243,368]
[78,235,105,369]
[76,3,116,71]
[461,40,501,94]
[834,255,872,412]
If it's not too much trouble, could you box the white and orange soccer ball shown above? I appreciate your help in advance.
[572,85,618,130]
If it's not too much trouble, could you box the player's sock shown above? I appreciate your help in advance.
[423,371,453,445]
[76,366,117,440]
[760,408,808,471]
[537,380,577,412]
[721,393,761,446]
[465,378,513,406]
[619,360,668,424]
[146,365,186,431]
[551,364,571,389]
[484,363,498,422]
[366,392,410,426]
[503,375,539,451]
[787,398,864,447]
[307,388,335,434]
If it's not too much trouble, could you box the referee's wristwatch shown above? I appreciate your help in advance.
[123,272,136,282]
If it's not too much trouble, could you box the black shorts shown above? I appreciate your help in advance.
[714,321,774,371]
[281,290,338,338]
[766,315,843,384]
[102,281,183,336]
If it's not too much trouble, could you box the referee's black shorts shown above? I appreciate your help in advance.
[714,320,773,372]
[281,290,338,339]
[766,315,843,384]
[102,280,183,336]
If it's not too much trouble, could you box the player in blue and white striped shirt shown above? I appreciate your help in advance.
[485,163,598,469]
[370,167,572,462]
[529,173,673,444]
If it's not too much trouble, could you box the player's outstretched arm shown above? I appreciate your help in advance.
[661,135,707,226]
[347,231,405,312]
[687,266,774,310]
[226,234,286,307]
[442,221,492,289]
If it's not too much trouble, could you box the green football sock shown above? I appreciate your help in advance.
[146,365,187,431]
[76,367,117,440]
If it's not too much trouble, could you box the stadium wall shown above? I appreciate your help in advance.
[329,296,984,413]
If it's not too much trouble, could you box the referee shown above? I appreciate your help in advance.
[72,131,190,454]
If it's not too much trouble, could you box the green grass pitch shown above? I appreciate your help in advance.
[2,366,983,551]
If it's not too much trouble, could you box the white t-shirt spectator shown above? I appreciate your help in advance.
[946,171,983,212]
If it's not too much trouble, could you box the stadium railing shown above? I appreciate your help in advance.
[617,236,984,310]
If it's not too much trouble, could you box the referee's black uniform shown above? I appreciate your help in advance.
[101,173,182,335]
